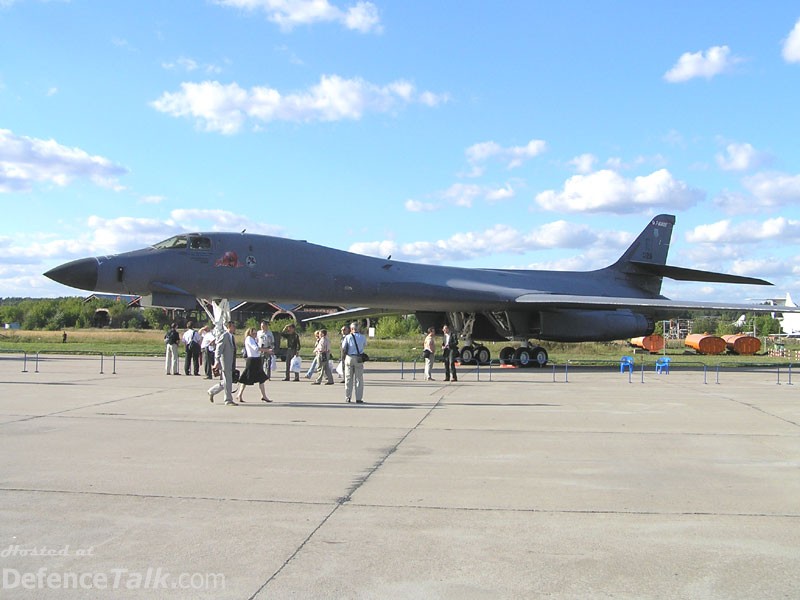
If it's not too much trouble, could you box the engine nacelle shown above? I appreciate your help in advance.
[538,309,653,342]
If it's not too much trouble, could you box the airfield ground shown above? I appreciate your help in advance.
[0,354,798,599]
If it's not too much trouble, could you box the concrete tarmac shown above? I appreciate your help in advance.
[0,353,799,599]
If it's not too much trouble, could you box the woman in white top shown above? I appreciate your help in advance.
[236,328,271,403]
[312,329,334,385]
[423,327,436,381]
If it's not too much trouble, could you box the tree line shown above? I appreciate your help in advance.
[0,297,424,338]
[1,297,780,338]
[0,297,171,331]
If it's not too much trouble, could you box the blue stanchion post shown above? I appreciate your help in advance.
[100,353,104,375]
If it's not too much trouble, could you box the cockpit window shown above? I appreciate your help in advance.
[152,236,188,250]
[189,236,212,250]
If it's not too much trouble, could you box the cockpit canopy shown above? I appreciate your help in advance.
[152,234,212,251]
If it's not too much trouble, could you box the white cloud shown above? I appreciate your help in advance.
[169,208,284,236]
[713,171,800,214]
[404,199,437,212]
[162,57,223,74]
[569,153,596,174]
[535,169,703,213]
[686,217,800,244]
[440,183,483,208]
[743,171,800,207]
[139,195,166,205]
[782,18,800,63]
[464,139,546,175]
[716,142,761,171]
[485,184,515,203]
[213,0,382,33]
[151,76,447,134]
[663,45,740,82]
[407,182,517,211]
[343,1,381,33]
[0,129,128,193]
[348,221,622,265]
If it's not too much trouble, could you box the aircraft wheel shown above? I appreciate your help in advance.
[459,345,475,364]
[532,346,549,367]
[475,345,491,365]
[514,347,532,367]
[499,346,515,365]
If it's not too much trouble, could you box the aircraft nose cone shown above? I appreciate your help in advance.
[44,257,99,291]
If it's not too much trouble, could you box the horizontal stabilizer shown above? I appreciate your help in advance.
[629,262,771,286]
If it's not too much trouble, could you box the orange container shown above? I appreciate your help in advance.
[722,334,761,355]
[685,334,726,355]
[630,334,665,352]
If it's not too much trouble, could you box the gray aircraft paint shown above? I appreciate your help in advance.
[45,214,785,363]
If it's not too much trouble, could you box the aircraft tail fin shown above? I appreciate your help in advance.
[615,214,675,269]
[610,214,771,295]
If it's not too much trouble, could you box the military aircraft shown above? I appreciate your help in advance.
[45,214,785,367]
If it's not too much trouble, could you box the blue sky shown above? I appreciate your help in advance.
[2,0,800,304]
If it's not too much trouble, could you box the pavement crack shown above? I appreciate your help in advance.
[249,395,445,599]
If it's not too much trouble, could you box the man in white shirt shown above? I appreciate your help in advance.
[200,326,216,379]
[341,322,367,403]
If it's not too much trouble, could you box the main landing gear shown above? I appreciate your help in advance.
[459,343,548,368]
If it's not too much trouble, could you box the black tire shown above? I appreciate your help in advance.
[459,345,475,364]
[532,346,548,367]
[475,345,490,365]
[514,347,532,367]
[499,346,515,364]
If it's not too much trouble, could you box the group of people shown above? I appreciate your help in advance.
[206,320,282,406]
[166,318,459,407]
[423,324,459,382]
[164,321,218,378]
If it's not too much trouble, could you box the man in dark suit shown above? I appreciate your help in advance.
[442,324,458,382]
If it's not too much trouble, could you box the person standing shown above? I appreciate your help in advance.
[312,329,334,385]
[336,325,349,381]
[208,321,238,406]
[281,323,301,382]
[183,321,201,376]
[341,322,367,403]
[442,324,458,382]
[200,325,216,379]
[164,322,180,375]
[236,328,271,403]
[423,326,436,381]
[256,320,275,380]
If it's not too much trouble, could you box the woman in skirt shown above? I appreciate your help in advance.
[236,327,272,403]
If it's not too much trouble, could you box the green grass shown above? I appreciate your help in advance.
[1,329,798,367]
